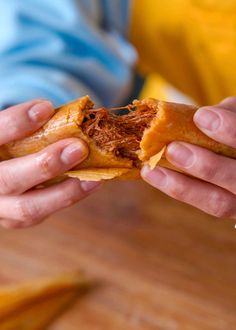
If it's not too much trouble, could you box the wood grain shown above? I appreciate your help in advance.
[0,180,236,329]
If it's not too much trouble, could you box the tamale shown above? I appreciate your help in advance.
[0,96,236,181]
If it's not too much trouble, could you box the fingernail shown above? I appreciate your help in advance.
[194,108,221,131]
[28,101,54,122]
[141,165,167,187]
[167,142,195,168]
[81,181,101,193]
[61,141,88,165]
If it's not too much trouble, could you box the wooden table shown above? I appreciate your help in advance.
[0,180,236,329]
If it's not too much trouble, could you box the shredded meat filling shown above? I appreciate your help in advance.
[82,104,157,167]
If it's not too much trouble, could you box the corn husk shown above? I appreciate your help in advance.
[0,272,88,330]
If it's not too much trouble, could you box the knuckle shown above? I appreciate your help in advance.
[8,119,20,137]
[226,125,236,142]
[14,200,39,222]
[61,196,76,208]
[198,162,217,182]
[208,191,234,218]
[37,152,58,179]
[60,180,82,207]
[0,171,18,195]
[169,182,187,201]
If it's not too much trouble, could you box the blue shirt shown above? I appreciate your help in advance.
[0,0,137,109]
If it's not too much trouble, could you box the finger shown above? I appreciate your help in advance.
[219,96,236,111]
[193,105,236,148]
[141,166,236,219]
[0,138,89,195]
[0,100,54,145]
[166,142,236,195]
[0,178,101,228]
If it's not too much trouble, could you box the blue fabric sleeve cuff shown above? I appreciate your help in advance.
[0,79,102,110]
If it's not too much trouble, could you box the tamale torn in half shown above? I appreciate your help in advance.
[81,101,157,167]
[1,95,236,181]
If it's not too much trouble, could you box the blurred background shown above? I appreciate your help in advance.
[1,180,236,329]
[1,1,236,329]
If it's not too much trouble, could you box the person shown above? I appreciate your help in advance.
[1,0,236,228]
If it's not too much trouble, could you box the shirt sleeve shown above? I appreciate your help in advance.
[0,0,137,109]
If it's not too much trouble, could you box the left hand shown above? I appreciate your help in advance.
[141,96,236,219]
[0,100,101,229]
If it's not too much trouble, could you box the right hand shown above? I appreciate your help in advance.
[141,97,236,219]
[0,100,101,229]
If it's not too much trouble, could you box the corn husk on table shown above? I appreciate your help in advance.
[0,272,88,330]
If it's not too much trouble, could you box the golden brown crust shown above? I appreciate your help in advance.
[1,96,236,181]
[0,96,90,160]
[0,96,133,174]
[139,98,236,169]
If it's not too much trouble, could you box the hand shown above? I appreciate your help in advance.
[0,100,100,229]
[141,96,236,219]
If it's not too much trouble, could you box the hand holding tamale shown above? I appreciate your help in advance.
[1,96,236,181]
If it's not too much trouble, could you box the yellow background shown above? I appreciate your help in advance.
[131,0,236,105]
